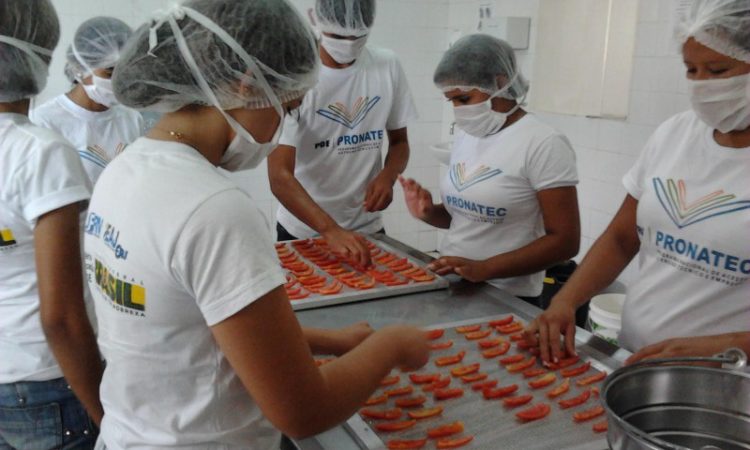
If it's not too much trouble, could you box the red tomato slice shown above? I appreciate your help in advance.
[433,387,464,400]
[436,436,474,449]
[506,356,537,373]
[499,354,525,365]
[410,273,436,282]
[287,291,310,300]
[399,266,422,275]
[407,406,443,420]
[274,242,287,250]
[460,373,487,383]
[558,389,591,409]
[464,329,492,340]
[426,421,464,439]
[516,340,534,350]
[285,286,302,296]
[503,394,533,408]
[409,373,441,384]
[522,368,548,379]
[381,375,400,386]
[360,407,403,420]
[422,376,451,392]
[291,266,315,277]
[298,275,326,286]
[317,281,343,295]
[365,394,388,406]
[387,258,408,268]
[592,420,608,433]
[355,278,376,290]
[591,387,601,398]
[395,395,427,408]
[434,350,466,367]
[516,403,551,422]
[390,262,413,272]
[383,278,409,286]
[424,329,445,340]
[528,373,557,389]
[576,371,607,386]
[450,363,480,377]
[387,438,427,449]
[430,340,454,350]
[482,342,511,358]
[375,420,418,432]
[478,338,502,349]
[384,386,413,397]
[471,379,498,391]
[546,355,580,370]
[546,377,570,398]
[573,405,605,422]
[509,333,525,341]
[455,324,481,333]
[375,253,397,264]
[560,362,591,378]
[496,322,524,334]
[482,384,518,399]
[488,315,514,327]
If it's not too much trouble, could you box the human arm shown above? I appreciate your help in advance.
[304,321,374,356]
[625,332,750,365]
[399,176,452,229]
[364,128,410,212]
[35,203,104,425]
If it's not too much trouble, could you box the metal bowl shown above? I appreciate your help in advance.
[602,350,750,450]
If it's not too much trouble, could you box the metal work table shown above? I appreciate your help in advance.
[294,236,629,450]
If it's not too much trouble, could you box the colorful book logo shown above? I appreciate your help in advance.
[316,96,381,129]
[653,177,750,229]
[450,163,503,192]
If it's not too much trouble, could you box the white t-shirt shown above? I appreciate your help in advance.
[0,113,91,384]
[439,115,578,297]
[32,94,144,185]
[85,138,285,449]
[276,46,418,238]
[619,110,750,352]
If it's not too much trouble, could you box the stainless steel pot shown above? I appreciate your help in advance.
[602,348,750,450]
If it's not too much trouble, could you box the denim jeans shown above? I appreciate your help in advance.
[0,377,96,449]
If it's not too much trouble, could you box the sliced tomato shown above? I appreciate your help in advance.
[384,386,413,397]
[496,322,524,334]
[288,291,310,300]
[455,324,481,334]
[360,407,403,420]
[298,275,326,286]
[317,280,343,295]
[409,273,436,282]
[409,373,440,384]
[464,329,492,340]
[592,420,608,433]
[426,421,464,439]
[488,315,514,327]
[576,371,607,386]
[522,368,548,379]
[478,338,502,349]
[424,329,445,340]
[516,403,551,422]
[390,262,413,272]
[482,384,518,399]
[395,395,427,408]
[274,242,287,250]
[375,419,417,432]
[434,350,466,367]
[381,375,400,386]
[546,355,580,370]
[387,438,427,449]
[509,333,525,341]
[516,340,534,350]
[324,267,347,275]
[499,354,525,365]
[450,363,480,377]
[558,389,591,409]
[430,340,454,350]
[433,387,464,400]
[506,356,537,373]
[407,405,443,420]
[354,278,376,290]
[285,286,302,296]
[528,373,557,389]
[546,377,570,398]
[291,266,315,277]
[436,436,474,449]
[471,379,498,391]
[503,394,533,408]
[560,362,591,378]
[482,342,511,358]
[573,405,605,422]
[591,387,601,398]
[460,373,487,383]
[365,394,388,406]
[383,278,409,286]
[422,376,451,392]
[375,253,397,264]
[387,258,409,268]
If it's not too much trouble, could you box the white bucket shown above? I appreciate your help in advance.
[588,293,625,346]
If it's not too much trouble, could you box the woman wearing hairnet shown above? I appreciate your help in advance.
[0,0,102,448]
[401,34,581,303]
[87,0,428,447]
[32,17,145,185]
[527,0,750,365]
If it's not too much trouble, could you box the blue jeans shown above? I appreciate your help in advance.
[0,377,96,449]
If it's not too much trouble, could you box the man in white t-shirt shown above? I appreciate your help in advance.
[32,17,144,185]
[268,0,418,267]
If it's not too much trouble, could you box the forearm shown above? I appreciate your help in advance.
[381,140,409,181]
[303,327,346,355]
[482,233,578,280]
[422,203,452,229]
[270,170,340,234]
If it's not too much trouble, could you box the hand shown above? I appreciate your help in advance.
[380,325,431,372]
[398,176,434,221]
[524,300,578,365]
[427,256,489,282]
[322,227,371,268]
[625,334,741,366]
[332,321,375,356]
[364,171,396,212]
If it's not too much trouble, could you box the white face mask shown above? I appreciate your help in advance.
[453,81,524,138]
[219,112,285,171]
[320,34,367,64]
[83,75,118,108]
[687,73,750,133]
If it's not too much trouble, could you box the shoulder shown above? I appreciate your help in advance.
[652,110,702,141]
[362,46,401,70]
[31,95,68,124]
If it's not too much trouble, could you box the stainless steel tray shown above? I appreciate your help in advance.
[282,236,449,311]
[344,314,613,450]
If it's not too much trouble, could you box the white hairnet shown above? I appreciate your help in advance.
[112,0,320,114]
[315,0,376,37]
[0,0,59,102]
[434,34,529,100]
[65,17,133,82]
[676,0,750,63]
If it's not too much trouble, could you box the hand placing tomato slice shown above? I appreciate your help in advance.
[558,389,591,409]
[573,405,605,422]
[560,362,591,378]
[528,373,557,389]
[546,377,570,399]
[384,386,414,397]
[394,395,427,408]
[434,350,466,367]
[422,376,451,392]
[375,419,417,432]
[365,394,388,406]
[592,420,608,433]
[576,371,607,386]
[503,394,533,408]
[488,315,514,327]
[478,338,503,349]
[436,436,474,449]
[407,405,443,420]
[499,354,525,365]
[450,363,480,377]
[409,373,441,384]
[516,403,551,422]
[522,368,547,379]
[387,438,427,449]
[429,340,454,350]
[433,387,464,400]
[464,329,492,340]
[426,421,464,439]
[381,375,400,386]
[496,322,524,334]
[482,384,518,400]
[460,373,487,383]
[424,329,445,340]
[471,379,498,391]
[506,356,537,373]
[455,324,481,334]
[482,342,511,358]
[360,407,403,420]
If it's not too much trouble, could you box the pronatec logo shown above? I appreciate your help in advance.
[653,177,750,229]
[450,163,503,192]
[0,228,17,248]
[94,259,146,316]
[316,96,381,129]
